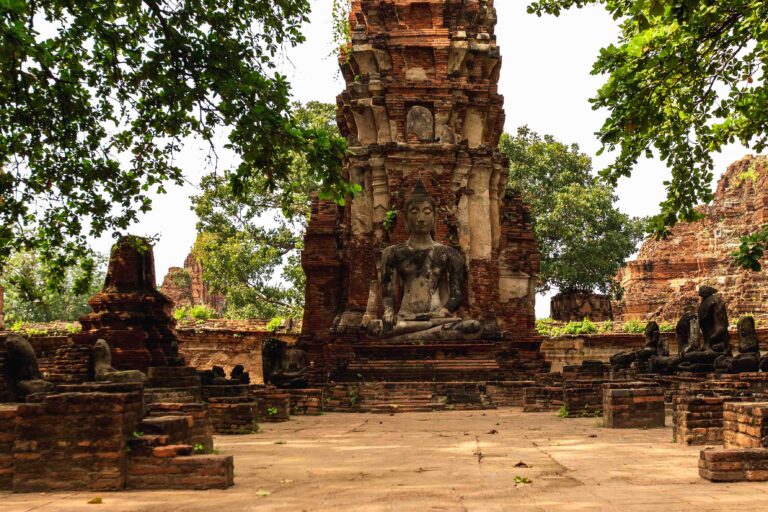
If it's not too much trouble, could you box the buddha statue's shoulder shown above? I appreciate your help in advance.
[382,242,412,261]
[431,243,463,261]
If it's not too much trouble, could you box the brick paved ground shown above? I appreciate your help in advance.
[3,408,767,511]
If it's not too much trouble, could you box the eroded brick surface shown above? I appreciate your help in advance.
[616,156,768,322]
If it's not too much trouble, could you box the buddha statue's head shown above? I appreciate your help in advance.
[404,180,436,237]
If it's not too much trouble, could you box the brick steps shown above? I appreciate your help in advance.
[342,358,502,382]
[326,381,496,413]
[127,412,233,490]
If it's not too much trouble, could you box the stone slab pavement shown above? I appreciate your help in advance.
[2,407,768,511]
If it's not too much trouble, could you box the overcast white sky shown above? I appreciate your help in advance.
[89,0,755,318]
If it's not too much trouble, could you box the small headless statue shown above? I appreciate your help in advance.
[372,181,482,342]
[91,340,147,383]
[4,334,55,400]
[677,286,731,373]
[715,316,760,373]
[262,338,309,388]
[610,321,667,370]
[649,312,696,374]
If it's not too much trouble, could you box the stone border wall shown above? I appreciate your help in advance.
[542,329,768,372]
[2,322,298,385]
[175,326,296,384]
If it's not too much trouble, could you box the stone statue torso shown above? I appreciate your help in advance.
[381,242,463,321]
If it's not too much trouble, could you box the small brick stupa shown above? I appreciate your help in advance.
[299,0,547,393]
[74,236,182,372]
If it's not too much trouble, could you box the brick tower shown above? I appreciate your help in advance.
[300,0,547,388]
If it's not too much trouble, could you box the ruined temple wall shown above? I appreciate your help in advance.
[542,328,768,372]
[4,324,297,385]
[175,328,298,384]
[616,156,768,322]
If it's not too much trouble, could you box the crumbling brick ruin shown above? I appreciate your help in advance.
[616,155,768,322]
[160,247,225,314]
[300,0,546,396]
[72,236,182,372]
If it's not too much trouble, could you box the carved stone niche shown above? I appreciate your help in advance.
[406,105,434,142]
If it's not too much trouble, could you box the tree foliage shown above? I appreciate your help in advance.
[192,102,342,319]
[527,0,768,240]
[2,250,106,324]
[500,126,646,294]
[0,0,347,286]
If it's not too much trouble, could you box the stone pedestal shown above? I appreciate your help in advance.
[562,379,607,417]
[700,448,768,482]
[602,387,665,428]
[723,402,768,449]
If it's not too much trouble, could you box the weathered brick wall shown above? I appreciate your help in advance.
[522,385,564,413]
[616,156,768,322]
[13,389,143,491]
[562,379,606,417]
[0,406,15,490]
[176,325,297,383]
[147,403,214,452]
[283,388,324,416]
[541,332,676,372]
[206,398,259,435]
[542,328,768,372]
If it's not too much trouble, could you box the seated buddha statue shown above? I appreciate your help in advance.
[368,181,482,342]
[677,286,731,373]
[649,312,696,374]
[261,338,309,388]
[610,321,667,371]
[716,316,760,373]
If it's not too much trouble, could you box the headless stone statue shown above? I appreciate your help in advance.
[262,338,309,388]
[677,286,731,373]
[91,340,147,383]
[371,181,482,342]
[716,317,760,373]
[610,321,666,370]
[230,364,251,384]
[4,334,55,400]
[649,312,696,374]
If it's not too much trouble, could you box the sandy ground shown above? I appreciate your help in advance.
[2,408,768,511]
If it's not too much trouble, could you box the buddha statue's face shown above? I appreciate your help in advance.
[405,199,435,236]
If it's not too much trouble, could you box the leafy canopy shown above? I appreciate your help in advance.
[2,250,106,324]
[527,0,768,238]
[192,102,344,319]
[0,0,348,284]
[501,126,645,295]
